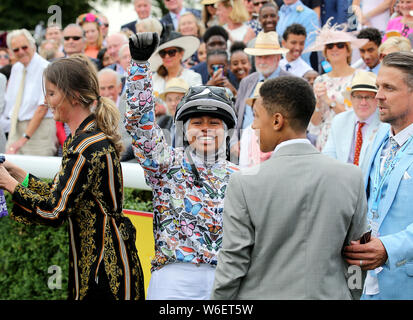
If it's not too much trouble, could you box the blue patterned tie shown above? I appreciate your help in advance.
[383,137,399,172]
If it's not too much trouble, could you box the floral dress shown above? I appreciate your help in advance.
[308,72,355,151]
[124,61,239,272]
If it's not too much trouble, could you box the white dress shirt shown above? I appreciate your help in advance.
[279,57,313,77]
[2,52,52,133]
[273,138,312,156]
[348,111,378,164]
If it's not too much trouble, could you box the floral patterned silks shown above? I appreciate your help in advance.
[124,61,239,272]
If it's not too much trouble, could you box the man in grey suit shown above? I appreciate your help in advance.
[232,31,291,162]
[211,76,368,300]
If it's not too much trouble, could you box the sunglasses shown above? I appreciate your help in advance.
[64,36,82,41]
[159,48,180,58]
[12,46,28,53]
[0,54,9,59]
[103,23,109,28]
[325,42,346,50]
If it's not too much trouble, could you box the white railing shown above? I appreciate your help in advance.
[5,154,151,191]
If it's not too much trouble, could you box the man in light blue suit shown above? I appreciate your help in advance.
[344,52,413,299]
[276,0,319,65]
[322,70,382,174]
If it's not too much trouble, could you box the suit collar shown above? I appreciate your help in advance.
[272,141,319,158]
[364,123,391,187]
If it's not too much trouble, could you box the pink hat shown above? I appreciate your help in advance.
[304,18,368,53]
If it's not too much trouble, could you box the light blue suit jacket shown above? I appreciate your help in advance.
[362,123,413,299]
[322,110,382,175]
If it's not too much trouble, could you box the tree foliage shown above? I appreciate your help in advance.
[0,0,92,31]
[0,0,201,32]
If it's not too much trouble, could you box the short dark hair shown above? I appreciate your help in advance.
[382,51,413,91]
[259,76,315,131]
[203,25,229,43]
[357,27,382,47]
[282,23,306,41]
[230,41,246,55]
[259,2,279,15]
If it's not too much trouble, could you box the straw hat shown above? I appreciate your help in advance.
[343,70,377,101]
[149,31,200,71]
[304,17,368,53]
[245,82,264,106]
[159,77,190,101]
[201,0,219,4]
[244,31,289,56]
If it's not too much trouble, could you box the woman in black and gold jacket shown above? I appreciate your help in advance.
[0,56,145,300]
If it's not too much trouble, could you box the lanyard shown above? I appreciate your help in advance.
[370,135,413,215]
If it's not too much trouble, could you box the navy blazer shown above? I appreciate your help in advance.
[321,0,350,26]
[160,8,201,30]
[121,20,138,34]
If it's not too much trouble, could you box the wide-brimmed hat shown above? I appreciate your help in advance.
[244,31,289,56]
[245,82,264,106]
[201,0,219,4]
[149,31,200,71]
[304,18,368,53]
[343,70,377,101]
[159,77,190,101]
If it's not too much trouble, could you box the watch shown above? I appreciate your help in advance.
[329,101,337,108]
[22,133,31,140]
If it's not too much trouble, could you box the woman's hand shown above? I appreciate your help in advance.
[2,160,27,183]
[0,166,19,194]
[6,138,27,154]
[313,82,327,101]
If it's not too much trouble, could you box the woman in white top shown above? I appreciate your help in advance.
[352,0,392,32]
[215,0,255,44]
[149,31,202,99]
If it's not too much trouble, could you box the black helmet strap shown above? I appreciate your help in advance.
[185,147,204,187]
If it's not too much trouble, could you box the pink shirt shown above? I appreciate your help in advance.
[383,16,413,42]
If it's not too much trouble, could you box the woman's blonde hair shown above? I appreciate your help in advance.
[77,13,104,50]
[136,17,163,35]
[178,12,206,38]
[378,36,412,55]
[43,55,123,155]
[220,0,249,24]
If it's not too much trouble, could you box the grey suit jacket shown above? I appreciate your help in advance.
[211,143,367,300]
